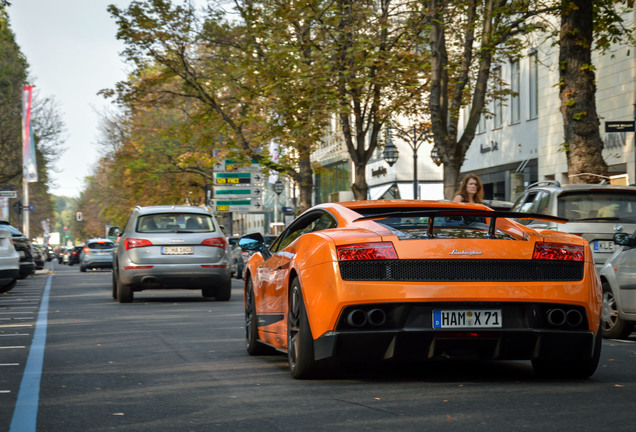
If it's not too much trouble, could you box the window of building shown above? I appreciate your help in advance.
[476,111,487,134]
[510,60,520,123]
[528,51,538,120]
[493,67,503,129]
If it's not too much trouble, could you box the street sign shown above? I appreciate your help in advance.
[213,186,262,199]
[213,159,261,172]
[605,121,635,132]
[213,172,264,185]
[212,199,263,212]
[0,191,17,198]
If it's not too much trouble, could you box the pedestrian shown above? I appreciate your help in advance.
[453,174,484,204]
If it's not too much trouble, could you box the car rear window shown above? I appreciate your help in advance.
[88,241,115,250]
[136,213,216,233]
[557,191,636,222]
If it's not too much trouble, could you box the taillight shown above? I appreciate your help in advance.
[202,237,227,248]
[532,242,584,261]
[337,242,398,261]
[124,238,153,250]
[83,247,90,254]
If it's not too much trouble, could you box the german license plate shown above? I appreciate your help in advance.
[594,240,616,253]
[433,309,502,329]
[162,246,193,255]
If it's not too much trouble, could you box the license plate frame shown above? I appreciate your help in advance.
[161,246,194,255]
[593,240,616,253]
[433,309,502,329]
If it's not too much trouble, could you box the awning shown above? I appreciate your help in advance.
[368,183,393,200]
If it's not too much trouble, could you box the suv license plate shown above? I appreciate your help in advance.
[433,309,502,329]
[162,246,194,255]
[594,240,616,253]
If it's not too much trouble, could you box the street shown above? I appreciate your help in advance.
[2,262,636,432]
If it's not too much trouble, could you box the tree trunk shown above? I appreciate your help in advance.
[296,152,314,212]
[559,0,608,184]
[352,162,368,200]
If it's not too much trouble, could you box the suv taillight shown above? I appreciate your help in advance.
[124,238,153,250]
[336,242,398,261]
[532,242,584,261]
[202,238,227,248]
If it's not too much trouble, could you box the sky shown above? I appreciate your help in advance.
[7,0,131,198]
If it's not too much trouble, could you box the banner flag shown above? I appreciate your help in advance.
[22,85,38,183]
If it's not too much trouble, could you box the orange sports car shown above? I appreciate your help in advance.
[239,200,602,379]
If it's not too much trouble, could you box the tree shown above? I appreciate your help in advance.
[558,0,632,184]
[323,0,429,200]
[106,0,323,211]
[0,5,28,185]
[425,0,557,199]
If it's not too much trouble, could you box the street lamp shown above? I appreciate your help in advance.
[388,122,432,200]
[382,125,400,167]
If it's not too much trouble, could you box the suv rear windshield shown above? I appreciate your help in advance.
[136,213,215,233]
[88,241,115,250]
[558,191,636,222]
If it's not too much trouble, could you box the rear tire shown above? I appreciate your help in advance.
[532,324,602,379]
[202,286,215,298]
[0,279,16,293]
[111,266,118,300]
[80,264,86,272]
[246,278,268,355]
[602,282,634,339]
[287,278,323,379]
[215,277,232,301]
[116,273,133,303]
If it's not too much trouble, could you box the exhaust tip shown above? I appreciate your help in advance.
[367,308,387,327]
[566,309,583,328]
[547,308,567,326]
[346,309,367,327]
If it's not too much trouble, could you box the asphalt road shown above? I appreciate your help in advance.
[2,262,636,432]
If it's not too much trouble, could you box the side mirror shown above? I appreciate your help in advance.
[239,233,265,251]
[613,232,632,247]
[107,226,121,238]
[239,233,272,259]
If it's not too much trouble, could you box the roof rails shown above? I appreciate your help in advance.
[527,180,561,189]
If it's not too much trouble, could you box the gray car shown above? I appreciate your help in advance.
[511,181,636,270]
[599,229,636,339]
[112,205,231,303]
[79,238,115,272]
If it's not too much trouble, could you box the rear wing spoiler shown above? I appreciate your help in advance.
[354,209,568,239]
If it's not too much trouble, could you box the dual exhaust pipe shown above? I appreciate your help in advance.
[346,308,387,328]
[546,308,583,328]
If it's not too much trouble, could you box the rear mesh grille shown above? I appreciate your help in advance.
[339,259,584,282]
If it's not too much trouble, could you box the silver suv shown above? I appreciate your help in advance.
[112,205,231,303]
[511,181,636,269]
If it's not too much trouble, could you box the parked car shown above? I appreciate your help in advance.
[0,227,20,293]
[0,221,35,279]
[240,200,602,379]
[31,245,45,270]
[599,229,636,339]
[79,238,115,272]
[227,237,244,279]
[67,245,84,266]
[511,181,636,269]
[112,205,232,302]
